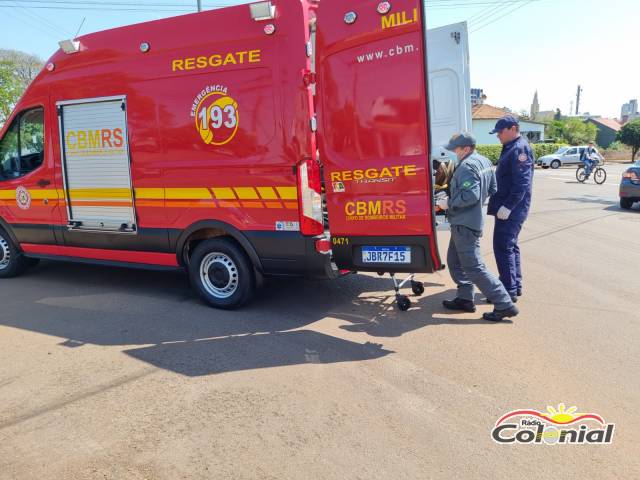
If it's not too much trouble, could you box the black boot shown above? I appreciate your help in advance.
[483,305,519,321]
[443,298,476,313]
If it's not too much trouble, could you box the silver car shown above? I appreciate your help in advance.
[537,146,602,169]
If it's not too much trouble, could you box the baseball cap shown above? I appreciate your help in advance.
[490,115,519,134]
[444,132,476,151]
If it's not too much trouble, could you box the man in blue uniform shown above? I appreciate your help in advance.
[487,116,534,301]
[437,132,518,321]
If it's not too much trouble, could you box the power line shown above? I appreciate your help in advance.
[470,0,536,32]
[0,0,234,6]
[2,7,61,41]
[7,0,73,37]
[468,0,513,24]
[0,0,537,10]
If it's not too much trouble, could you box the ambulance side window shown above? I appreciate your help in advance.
[0,107,44,181]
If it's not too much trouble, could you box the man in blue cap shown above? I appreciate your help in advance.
[487,115,534,301]
[437,132,518,321]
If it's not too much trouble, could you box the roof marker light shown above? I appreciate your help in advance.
[377,1,392,14]
[46,63,55,72]
[344,11,357,24]
[59,39,80,54]
[250,1,276,21]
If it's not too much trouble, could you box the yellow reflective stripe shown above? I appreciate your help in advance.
[233,187,259,200]
[68,188,132,200]
[135,188,165,199]
[0,190,15,200]
[212,187,236,200]
[256,187,278,200]
[30,189,57,200]
[165,188,212,200]
[276,186,298,200]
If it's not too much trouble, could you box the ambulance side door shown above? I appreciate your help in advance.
[0,102,57,245]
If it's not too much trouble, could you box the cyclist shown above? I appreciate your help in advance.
[580,142,602,178]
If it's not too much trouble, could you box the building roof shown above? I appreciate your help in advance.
[587,117,622,132]
[472,103,546,125]
[472,104,511,120]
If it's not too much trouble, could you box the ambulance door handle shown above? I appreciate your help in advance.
[37,179,51,187]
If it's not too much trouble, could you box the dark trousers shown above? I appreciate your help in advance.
[447,225,512,310]
[493,217,524,295]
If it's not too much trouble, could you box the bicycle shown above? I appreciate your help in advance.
[576,158,607,185]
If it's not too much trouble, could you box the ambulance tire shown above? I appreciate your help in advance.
[189,237,255,310]
[0,227,28,279]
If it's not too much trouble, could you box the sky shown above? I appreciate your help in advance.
[0,0,638,119]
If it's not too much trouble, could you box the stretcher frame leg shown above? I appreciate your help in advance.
[382,272,425,311]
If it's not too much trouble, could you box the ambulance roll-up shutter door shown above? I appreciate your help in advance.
[59,98,136,232]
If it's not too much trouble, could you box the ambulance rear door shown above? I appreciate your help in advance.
[315,0,442,273]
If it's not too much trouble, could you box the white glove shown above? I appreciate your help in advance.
[497,206,511,220]
[436,197,449,211]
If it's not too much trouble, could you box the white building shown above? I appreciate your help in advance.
[472,104,545,145]
[621,99,639,123]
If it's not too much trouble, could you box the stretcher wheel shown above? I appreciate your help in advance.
[411,281,425,296]
[397,295,411,311]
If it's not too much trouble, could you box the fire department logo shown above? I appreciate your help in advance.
[16,186,31,210]
[192,85,239,146]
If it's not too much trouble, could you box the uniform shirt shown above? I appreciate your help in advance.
[448,151,497,232]
[487,136,534,220]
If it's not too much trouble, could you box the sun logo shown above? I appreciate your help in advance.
[542,403,579,424]
[495,403,606,427]
[195,91,239,146]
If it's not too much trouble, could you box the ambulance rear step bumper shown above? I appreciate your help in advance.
[330,235,438,274]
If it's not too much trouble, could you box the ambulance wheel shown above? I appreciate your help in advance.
[0,227,28,279]
[397,295,411,311]
[189,238,255,310]
[411,281,425,296]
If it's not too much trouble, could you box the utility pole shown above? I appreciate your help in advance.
[197,0,202,12]
[575,85,583,116]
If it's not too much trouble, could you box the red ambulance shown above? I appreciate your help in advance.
[0,0,442,309]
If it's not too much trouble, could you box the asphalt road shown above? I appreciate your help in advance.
[1,163,638,480]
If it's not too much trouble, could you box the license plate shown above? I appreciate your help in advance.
[361,246,411,264]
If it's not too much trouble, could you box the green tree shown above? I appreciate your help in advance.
[562,119,597,145]
[544,118,597,145]
[0,50,43,127]
[0,49,43,86]
[617,120,640,161]
[546,120,565,141]
[0,61,24,126]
